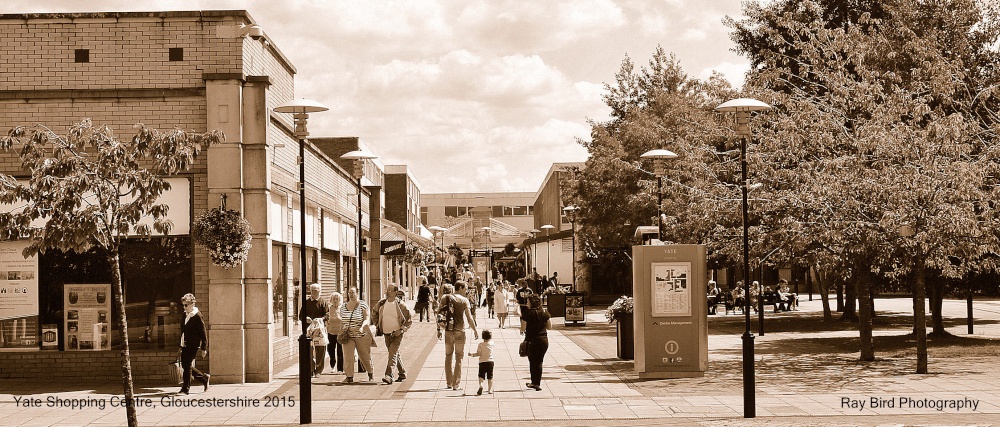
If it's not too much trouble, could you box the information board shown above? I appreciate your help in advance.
[651,262,691,317]
[64,284,111,351]
[0,240,39,351]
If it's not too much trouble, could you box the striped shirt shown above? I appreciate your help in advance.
[340,300,370,338]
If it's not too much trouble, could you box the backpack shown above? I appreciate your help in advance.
[437,295,456,331]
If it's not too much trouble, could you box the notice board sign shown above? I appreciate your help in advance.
[0,240,39,351]
[651,262,691,317]
[64,284,111,351]
[564,292,586,324]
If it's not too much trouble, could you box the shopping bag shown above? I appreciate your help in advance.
[167,361,183,384]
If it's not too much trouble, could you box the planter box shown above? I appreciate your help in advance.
[617,316,634,360]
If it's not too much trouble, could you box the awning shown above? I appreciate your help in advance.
[380,219,434,249]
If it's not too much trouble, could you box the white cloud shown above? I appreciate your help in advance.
[699,62,750,90]
[4,0,750,192]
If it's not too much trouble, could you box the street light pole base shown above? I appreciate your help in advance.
[299,334,312,424]
[742,331,755,418]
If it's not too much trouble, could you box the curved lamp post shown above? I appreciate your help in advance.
[640,149,678,242]
[716,97,771,419]
[341,150,378,302]
[562,206,579,292]
[273,97,329,425]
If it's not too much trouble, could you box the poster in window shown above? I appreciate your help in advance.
[64,284,111,351]
[0,240,39,351]
[651,262,691,317]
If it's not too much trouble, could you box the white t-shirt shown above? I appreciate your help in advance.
[475,340,494,363]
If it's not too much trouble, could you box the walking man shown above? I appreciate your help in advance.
[438,281,479,390]
[303,283,329,376]
[373,284,412,384]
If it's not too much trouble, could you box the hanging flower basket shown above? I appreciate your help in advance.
[192,207,252,269]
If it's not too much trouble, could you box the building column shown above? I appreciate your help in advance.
[205,75,246,384]
[241,76,274,383]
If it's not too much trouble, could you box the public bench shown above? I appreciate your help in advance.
[762,291,796,312]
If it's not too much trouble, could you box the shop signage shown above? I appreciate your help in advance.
[64,284,111,351]
[381,240,405,256]
[0,240,39,351]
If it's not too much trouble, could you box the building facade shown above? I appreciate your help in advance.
[0,10,384,384]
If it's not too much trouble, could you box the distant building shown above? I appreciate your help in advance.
[0,10,387,384]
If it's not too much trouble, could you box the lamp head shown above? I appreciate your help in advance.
[640,149,678,160]
[340,150,378,160]
[714,98,771,112]
[274,98,329,114]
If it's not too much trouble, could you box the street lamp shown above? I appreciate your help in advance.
[640,149,678,242]
[482,226,492,284]
[716,97,771,419]
[530,228,540,280]
[562,206,579,292]
[540,224,554,281]
[341,150,378,302]
[273,97,329,425]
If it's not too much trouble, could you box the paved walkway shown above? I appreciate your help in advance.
[1,297,999,426]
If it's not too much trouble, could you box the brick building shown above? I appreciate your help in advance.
[0,10,381,385]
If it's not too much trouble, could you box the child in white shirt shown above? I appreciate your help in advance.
[468,329,494,395]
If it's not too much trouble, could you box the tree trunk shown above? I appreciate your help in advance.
[840,279,858,322]
[929,278,947,336]
[857,273,875,361]
[834,279,844,313]
[109,250,138,427]
[913,261,928,374]
[811,264,833,322]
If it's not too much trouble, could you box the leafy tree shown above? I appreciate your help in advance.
[1,119,222,427]
[570,48,743,284]
[732,0,1000,371]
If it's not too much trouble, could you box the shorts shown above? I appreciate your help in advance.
[478,361,494,380]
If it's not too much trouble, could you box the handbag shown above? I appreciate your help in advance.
[336,332,350,345]
[167,360,183,384]
[519,339,530,357]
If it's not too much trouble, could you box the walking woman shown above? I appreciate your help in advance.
[520,295,550,391]
[340,285,374,383]
[178,293,209,394]
[326,291,344,372]
[494,281,510,328]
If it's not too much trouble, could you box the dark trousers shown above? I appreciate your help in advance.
[327,334,344,371]
[527,336,549,386]
[180,346,208,392]
[415,301,430,321]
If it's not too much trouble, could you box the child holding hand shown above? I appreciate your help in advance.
[468,329,494,395]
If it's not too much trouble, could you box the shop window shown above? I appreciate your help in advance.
[37,237,193,351]
[272,244,288,337]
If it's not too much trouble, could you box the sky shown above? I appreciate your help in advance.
[2,0,751,194]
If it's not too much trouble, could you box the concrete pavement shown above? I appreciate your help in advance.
[1,297,999,426]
